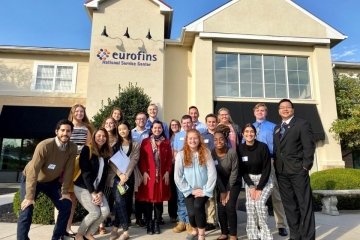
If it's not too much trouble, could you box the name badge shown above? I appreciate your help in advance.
[48,164,56,170]
[180,137,184,141]
[242,156,248,162]
[204,139,209,143]
[214,160,219,165]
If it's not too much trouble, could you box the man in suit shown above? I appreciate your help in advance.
[273,99,316,240]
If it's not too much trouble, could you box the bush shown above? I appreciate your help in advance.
[92,82,151,129]
[311,168,360,210]
[13,190,55,224]
[13,190,87,224]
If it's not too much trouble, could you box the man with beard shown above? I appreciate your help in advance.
[17,119,77,240]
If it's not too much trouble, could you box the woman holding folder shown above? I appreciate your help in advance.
[108,121,140,240]
[136,120,172,235]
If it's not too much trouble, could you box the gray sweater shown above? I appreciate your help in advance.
[211,148,239,193]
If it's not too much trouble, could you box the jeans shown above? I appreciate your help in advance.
[176,186,189,223]
[113,177,130,231]
[17,176,72,240]
[74,185,110,236]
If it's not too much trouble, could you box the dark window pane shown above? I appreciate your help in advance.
[252,69,263,83]
[264,70,275,83]
[287,57,297,70]
[252,83,263,97]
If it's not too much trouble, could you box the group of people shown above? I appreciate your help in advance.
[17,98,316,240]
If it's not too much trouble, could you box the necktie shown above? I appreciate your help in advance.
[256,122,261,136]
[279,122,287,140]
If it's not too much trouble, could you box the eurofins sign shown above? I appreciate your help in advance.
[96,48,157,67]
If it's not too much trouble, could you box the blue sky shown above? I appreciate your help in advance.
[1,0,359,62]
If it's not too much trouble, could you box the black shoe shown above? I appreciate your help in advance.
[278,228,288,236]
[154,221,160,234]
[146,221,153,235]
[159,217,165,225]
[136,218,146,227]
[205,223,216,231]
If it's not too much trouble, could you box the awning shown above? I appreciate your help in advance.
[0,106,71,139]
[214,101,325,141]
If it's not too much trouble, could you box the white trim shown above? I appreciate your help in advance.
[85,0,172,12]
[199,32,331,45]
[286,0,346,40]
[31,62,78,93]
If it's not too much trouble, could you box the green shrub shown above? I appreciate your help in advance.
[92,82,151,129]
[13,190,55,224]
[13,190,87,224]
[311,168,360,210]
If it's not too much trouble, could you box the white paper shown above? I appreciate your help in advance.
[110,150,130,173]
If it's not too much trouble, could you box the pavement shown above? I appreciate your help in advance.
[1,183,359,240]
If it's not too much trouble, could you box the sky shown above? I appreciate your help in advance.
[0,0,359,62]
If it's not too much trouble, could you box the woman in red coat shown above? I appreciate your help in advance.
[136,120,172,235]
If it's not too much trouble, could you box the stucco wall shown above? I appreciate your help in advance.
[86,0,166,118]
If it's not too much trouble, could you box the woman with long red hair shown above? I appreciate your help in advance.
[174,129,216,240]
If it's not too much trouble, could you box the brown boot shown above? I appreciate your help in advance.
[172,221,186,233]
[186,223,193,234]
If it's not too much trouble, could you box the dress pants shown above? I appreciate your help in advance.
[277,170,315,240]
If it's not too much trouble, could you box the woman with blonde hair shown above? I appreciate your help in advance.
[217,107,241,150]
[65,104,93,236]
[73,128,112,240]
[174,129,217,240]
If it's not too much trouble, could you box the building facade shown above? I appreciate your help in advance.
[0,0,354,181]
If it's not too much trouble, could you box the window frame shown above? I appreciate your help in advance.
[31,62,77,93]
[214,52,312,100]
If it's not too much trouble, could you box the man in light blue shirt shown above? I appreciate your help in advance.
[201,113,218,231]
[172,115,193,234]
[253,102,288,237]
[145,103,169,139]
[132,112,149,144]
[189,106,207,134]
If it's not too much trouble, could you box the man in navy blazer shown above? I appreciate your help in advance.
[273,99,316,240]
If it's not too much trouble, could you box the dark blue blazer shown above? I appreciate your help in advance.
[273,117,315,174]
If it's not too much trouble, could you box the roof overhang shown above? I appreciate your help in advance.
[84,0,173,38]
[333,61,360,69]
[0,45,89,56]
[180,0,346,48]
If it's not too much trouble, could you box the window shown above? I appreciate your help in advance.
[214,53,311,99]
[0,138,38,171]
[31,63,77,92]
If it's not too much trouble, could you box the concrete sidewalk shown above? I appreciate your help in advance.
[1,210,359,240]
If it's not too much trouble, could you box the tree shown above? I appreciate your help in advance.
[92,82,151,129]
[330,73,360,150]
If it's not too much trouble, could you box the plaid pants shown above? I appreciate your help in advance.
[245,174,273,240]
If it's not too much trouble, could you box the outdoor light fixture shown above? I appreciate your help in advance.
[123,27,130,38]
[101,26,109,37]
[146,29,152,40]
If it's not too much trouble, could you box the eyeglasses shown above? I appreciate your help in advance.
[279,106,293,110]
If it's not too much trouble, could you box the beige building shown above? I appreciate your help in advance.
[0,0,356,181]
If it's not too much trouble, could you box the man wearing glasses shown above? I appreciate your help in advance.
[273,99,315,240]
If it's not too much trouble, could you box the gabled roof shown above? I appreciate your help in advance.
[181,0,346,47]
[84,0,173,38]
[85,0,172,13]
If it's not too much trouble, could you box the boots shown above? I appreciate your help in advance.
[154,220,160,234]
[146,221,153,235]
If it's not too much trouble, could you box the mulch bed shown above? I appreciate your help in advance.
[0,203,17,223]
[0,188,19,223]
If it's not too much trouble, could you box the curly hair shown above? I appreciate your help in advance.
[183,129,209,167]
[214,124,231,141]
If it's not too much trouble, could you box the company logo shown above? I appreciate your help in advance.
[96,48,110,61]
[95,48,157,67]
